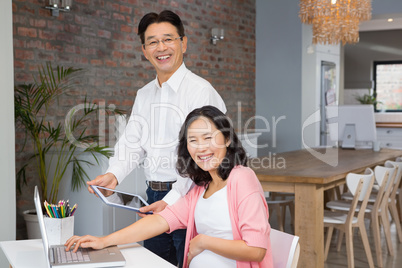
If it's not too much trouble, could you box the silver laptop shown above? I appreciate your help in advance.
[34,186,126,268]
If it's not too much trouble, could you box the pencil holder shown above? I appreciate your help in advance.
[44,216,74,246]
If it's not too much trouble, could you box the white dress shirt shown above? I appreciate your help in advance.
[106,63,226,205]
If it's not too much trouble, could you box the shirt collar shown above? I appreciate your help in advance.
[154,63,188,92]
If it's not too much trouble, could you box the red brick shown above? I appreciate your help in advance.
[14,49,34,60]
[105,79,116,86]
[91,59,103,66]
[112,51,124,59]
[98,30,112,39]
[75,0,90,4]
[120,5,132,14]
[105,60,118,67]
[121,24,132,33]
[29,18,46,28]
[38,30,57,40]
[14,61,25,69]
[113,13,126,21]
[17,27,37,38]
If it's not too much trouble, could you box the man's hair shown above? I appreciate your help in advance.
[138,10,185,44]
[176,106,248,186]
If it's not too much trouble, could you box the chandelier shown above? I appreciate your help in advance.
[299,0,372,45]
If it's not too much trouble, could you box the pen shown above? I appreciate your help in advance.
[44,200,77,218]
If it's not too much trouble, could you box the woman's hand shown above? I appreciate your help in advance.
[187,234,206,266]
[138,200,167,218]
[64,235,107,253]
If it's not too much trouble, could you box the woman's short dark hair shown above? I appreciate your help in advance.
[138,10,185,44]
[176,105,248,186]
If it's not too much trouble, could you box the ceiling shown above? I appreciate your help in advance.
[360,12,402,32]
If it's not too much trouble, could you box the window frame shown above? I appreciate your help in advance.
[373,60,402,112]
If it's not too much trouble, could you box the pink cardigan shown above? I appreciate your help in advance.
[158,166,273,268]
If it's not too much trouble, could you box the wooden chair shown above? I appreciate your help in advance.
[324,168,375,268]
[270,228,300,268]
[266,192,294,232]
[396,157,402,223]
[326,165,395,267]
[384,161,402,243]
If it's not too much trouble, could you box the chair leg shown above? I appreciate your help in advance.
[280,205,287,231]
[324,226,334,261]
[358,223,375,268]
[371,214,383,267]
[336,230,344,252]
[398,191,402,222]
[289,202,295,233]
[380,208,394,256]
[389,201,402,242]
[276,206,284,232]
[345,226,354,268]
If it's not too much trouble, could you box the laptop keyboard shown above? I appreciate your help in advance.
[53,247,90,264]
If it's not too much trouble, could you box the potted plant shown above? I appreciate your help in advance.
[15,63,124,237]
[355,93,382,105]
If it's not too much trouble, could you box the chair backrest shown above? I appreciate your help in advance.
[396,157,402,163]
[385,161,402,185]
[384,161,401,202]
[345,168,375,221]
[373,165,394,211]
[346,168,374,202]
[374,165,393,189]
[270,228,300,268]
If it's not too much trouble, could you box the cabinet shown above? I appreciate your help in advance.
[376,127,402,150]
[238,132,261,158]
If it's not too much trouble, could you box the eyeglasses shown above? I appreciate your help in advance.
[143,36,183,49]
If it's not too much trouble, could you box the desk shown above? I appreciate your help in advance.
[0,239,175,268]
[251,148,402,268]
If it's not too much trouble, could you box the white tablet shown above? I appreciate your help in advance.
[90,185,152,214]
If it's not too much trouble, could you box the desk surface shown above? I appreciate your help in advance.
[0,239,175,268]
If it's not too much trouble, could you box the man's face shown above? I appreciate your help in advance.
[141,22,188,84]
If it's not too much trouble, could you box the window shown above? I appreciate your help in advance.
[373,61,402,112]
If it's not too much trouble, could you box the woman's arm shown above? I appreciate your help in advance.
[65,214,169,252]
[187,234,266,265]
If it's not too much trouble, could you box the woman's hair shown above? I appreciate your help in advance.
[176,105,248,186]
[138,10,185,45]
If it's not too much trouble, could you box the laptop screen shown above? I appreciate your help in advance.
[34,185,52,268]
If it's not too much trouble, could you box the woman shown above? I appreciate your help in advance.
[65,105,273,268]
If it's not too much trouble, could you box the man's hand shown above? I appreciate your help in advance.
[138,200,168,218]
[87,173,118,196]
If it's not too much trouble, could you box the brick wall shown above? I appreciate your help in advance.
[13,0,256,238]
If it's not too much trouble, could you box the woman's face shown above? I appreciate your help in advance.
[186,116,229,174]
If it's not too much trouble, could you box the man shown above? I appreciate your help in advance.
[87,10,226,267]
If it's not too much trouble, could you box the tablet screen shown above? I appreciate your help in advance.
[91,185,151,213]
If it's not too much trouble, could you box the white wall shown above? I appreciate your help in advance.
[0,0,16,267]
[256,0,302,154]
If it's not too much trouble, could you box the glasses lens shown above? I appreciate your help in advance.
[145,37,181,49]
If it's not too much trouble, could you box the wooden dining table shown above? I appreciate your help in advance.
[250,147,402,268]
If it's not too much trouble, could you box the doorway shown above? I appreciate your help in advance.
[320,61,337,146]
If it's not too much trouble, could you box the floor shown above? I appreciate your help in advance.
[269,206,402,268]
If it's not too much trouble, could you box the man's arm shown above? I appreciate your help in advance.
[87,98,146,194]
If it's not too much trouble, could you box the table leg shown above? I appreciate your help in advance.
[294,183,324,268]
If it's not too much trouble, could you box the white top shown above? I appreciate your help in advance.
[191,186,236,268]
[106,63,226,205]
